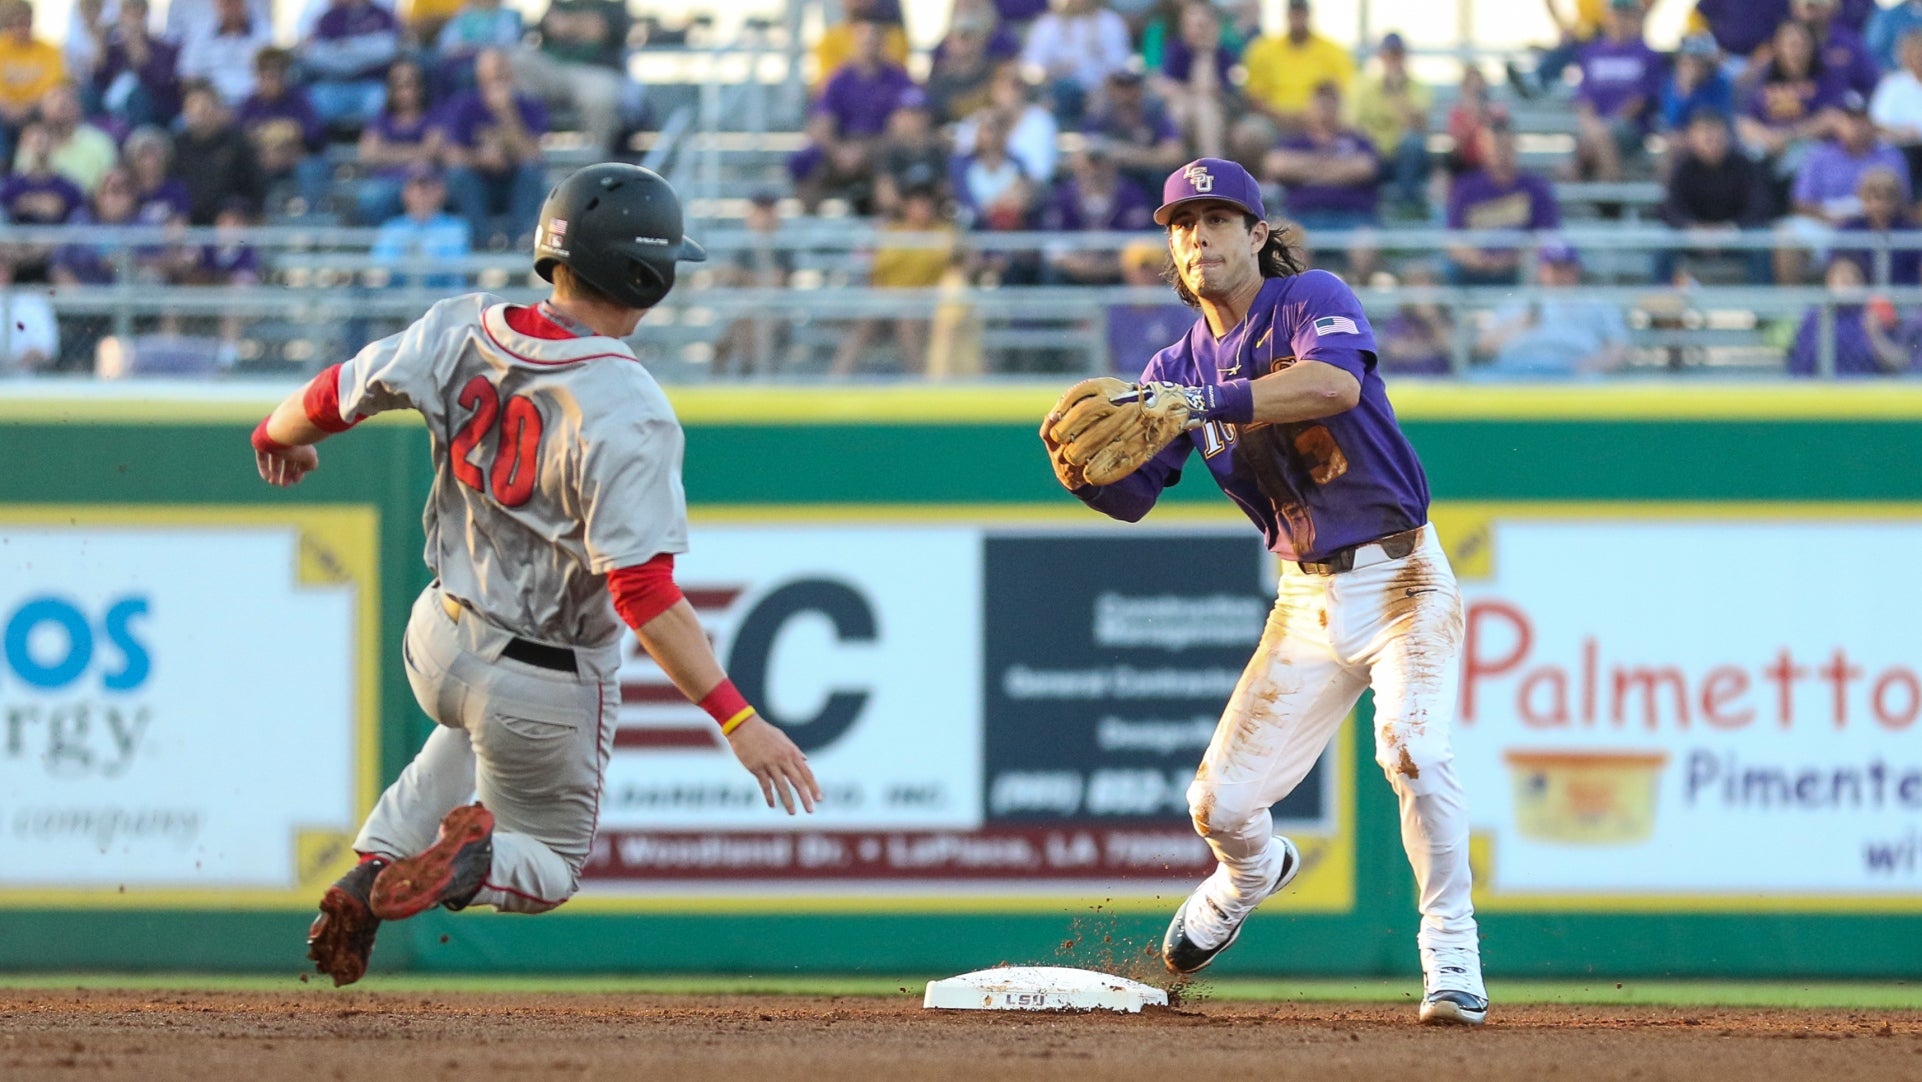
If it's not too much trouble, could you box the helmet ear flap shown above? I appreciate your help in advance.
[627,257,672,309]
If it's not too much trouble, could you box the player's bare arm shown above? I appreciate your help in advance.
[1246,359,1361,422]
[632,599,821,815]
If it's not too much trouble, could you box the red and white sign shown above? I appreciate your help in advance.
[1453,517,1922,900]
[589,525,984,844]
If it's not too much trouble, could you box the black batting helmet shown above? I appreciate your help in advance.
[532,163,706,310]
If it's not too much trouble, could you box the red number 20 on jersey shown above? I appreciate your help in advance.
[450,375,544,507]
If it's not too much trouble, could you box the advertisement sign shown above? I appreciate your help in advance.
[0,507,379,908]
[1440,507,1922,909]
[580,522,1355,909]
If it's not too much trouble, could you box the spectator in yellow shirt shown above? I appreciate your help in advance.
[1351,32,1434,218]
[831,185,957,376]
[0,0,62,158]
[1241,0,1354,130]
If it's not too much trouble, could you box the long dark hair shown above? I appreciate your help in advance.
[1161,214,1306,309]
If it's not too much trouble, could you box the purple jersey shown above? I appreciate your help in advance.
[135,178,191,225]
[237,90,325,154]
[1275,128,1380,215]
[1788,305,1906,375]
[1446,169,1561,232]
[1747,69,1845,128]
[1037,173,1154,231]
[814,62,917,138]
[1835,215,1922,284]
[1,173,84,224]
[1818,25,1880,96]
[367,108,434,177]
[1161,37,1236,84]
[1692,0,1789,58]
[438,91,549,151]
[1575,37,1665,125]
[1078,271,1430,562]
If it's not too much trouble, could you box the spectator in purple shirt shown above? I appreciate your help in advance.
[50,163,144,367]
[1691,0,1791,72]
[1445,116,1563,285]
[2,121,84,225]
[353,57,436,224]
[237,47,331,215]
[1156,1,1237,159]
[431,47,546,246]
[1796,0,1878,95]
[791,17,917,213]
[1106,238,1194,375]
[1264,81,1381,231]
[1573,0,1665,181]
[1264,82,1383,277]
[1084,68,1186,197]
[1375,262,1455,377]
[123,125,192,226]
[1834,166,1922,285]
[1739,17,1846,175]
[300,0,399,130]
[2,120,85,282]
[1788,254,1918,374]
[1778,90,1911,281]
[90,0,180,129]
[51,164,141,287]
[1037,144,1154,283]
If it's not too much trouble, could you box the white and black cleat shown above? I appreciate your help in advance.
[1419,988,1489,1026]
[1162,836,1300,975]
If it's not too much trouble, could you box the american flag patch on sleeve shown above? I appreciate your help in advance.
[1312,315,1359,336]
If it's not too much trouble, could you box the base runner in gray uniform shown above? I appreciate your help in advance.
[249,164,821,986]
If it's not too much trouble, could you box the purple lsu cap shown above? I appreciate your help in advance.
[1154,158,1266,226]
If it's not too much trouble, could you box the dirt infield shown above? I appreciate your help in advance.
[4,988,1922,1082]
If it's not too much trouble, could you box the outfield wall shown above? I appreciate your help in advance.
[2,384,1921,979]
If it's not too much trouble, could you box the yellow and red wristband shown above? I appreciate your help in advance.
[698,680,755,735]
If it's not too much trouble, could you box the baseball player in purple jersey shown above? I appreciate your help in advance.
[1047,159,1485,1025]
[249,163,821,986]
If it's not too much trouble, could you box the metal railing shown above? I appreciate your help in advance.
[9,224,1922,380]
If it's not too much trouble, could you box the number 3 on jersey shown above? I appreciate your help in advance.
[450,375,544,507]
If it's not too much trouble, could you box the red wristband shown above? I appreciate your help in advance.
[251,415,292,455]
[698,680,755,735]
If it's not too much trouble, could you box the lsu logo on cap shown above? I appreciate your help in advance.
[1184,164,1214,193]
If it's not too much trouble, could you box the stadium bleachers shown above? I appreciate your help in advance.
[4,1,1918,379]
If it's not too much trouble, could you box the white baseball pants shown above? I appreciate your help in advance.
[1187,525,1480,958]
[355,586,622,914]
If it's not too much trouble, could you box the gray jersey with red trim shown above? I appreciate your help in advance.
[324,293,688,648]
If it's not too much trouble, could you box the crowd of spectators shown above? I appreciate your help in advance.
[783,0,1922,376]
[11,0,1922,379]
[0,0,670,375]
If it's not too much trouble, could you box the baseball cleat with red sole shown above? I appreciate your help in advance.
[306,857,387,987]
[369,803,495,920]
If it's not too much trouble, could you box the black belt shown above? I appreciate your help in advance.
[501,637,578,674]
[441,592,578,674]
[1295,526,1425,576]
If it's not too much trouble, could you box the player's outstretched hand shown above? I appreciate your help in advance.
[726,714,822,815]
[256,444,320,487]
